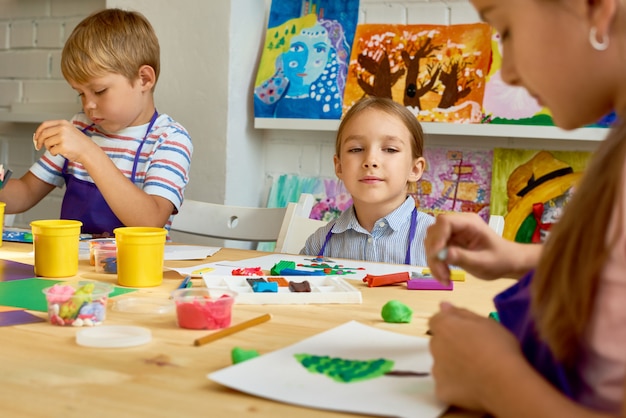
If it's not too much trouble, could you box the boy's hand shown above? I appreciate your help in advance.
[33,120,97,163]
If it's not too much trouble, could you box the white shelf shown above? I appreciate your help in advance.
[0,103,78,123]
[255,118,609,141]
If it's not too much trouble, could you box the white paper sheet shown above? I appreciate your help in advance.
[209,321,447,418]
[163,245,220,260]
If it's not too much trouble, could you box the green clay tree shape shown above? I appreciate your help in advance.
[294,354,395,383]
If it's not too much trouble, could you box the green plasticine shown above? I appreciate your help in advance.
[294,353,394,383]
[231,347,260,364]
[381,300,413,323]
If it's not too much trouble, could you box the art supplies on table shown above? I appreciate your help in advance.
[0,278,137,312]
[202,275,362,305]
[2,228,34,243]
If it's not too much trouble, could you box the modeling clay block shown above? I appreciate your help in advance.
[406,278,453,291]
[267,277,289,287]
[270,260,296,275]
[362,272,410,287]
[421,268,466,282]
[381,300,413,323]
[252,281,278,293]
[232,267,264,276]
[288,280,311,292]
[245,277,266,287]
[231,347,260,364]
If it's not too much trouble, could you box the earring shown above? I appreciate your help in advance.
[589,27,609,51]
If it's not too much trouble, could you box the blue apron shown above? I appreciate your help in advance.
[494,270,576,398]
[317,206,418,264]
[60,111,158,236]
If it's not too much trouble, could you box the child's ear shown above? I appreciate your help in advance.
[334,154,343,177]
[137,65,156,91]
[409,157,426,182]
[588,0,617,40]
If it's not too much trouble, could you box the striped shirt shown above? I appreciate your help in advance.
[30,112,193,230]
[301,196,435,266]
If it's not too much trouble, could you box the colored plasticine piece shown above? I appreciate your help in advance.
[252,281,278,293]
[231,347,260,364]
[406,278,453,291]
[297,263,362,275]
[381,300,413,323]
[232,266,264,276]
[421,268,466,282]
[488,311,500,322]
[267,277,289,287]
[288,280,311,292]
[270,260,296,275]
[245,277,266,287]
[362,272,410,287]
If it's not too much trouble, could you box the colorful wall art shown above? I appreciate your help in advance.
[266,174,352,222]
[415,148,493,221]
[490,148,592,243]
[482,29,616,127]
[254,0,360,120]
[343,23,492,123]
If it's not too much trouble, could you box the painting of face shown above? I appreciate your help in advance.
[282,24,331,96]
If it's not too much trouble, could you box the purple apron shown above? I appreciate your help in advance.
[318,206,418,264]
[60,111,158,235]
[494,270,576,398]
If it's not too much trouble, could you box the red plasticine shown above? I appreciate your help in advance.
[362,272,410,287]
[176,295,233,330]
[231,267,264,276]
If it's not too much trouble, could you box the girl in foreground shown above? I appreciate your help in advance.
[426,0,626,416]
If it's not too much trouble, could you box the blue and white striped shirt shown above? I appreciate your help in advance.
[301,196,435,266]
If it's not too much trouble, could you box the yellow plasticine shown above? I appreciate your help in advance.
[421,268,466,282]
[191,267,215,275]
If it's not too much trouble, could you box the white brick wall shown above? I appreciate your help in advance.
[0,0,103,227]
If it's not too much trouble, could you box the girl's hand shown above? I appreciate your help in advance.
[425,212,536,283]
[428,302,521,411]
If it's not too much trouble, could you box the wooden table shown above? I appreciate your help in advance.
[0,241,515,418]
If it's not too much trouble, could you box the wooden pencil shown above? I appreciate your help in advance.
[193,313,272,346]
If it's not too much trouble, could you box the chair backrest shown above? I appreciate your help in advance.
[488,215,505,236]
[275,210,329,254]
[170,193,315,243]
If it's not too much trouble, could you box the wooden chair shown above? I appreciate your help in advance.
[170,194,314,246]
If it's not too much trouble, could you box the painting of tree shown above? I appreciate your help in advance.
[344,23,492,123]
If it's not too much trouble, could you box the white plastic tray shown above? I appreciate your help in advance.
[202,276,362,305]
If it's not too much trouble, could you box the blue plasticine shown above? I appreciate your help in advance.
[252,281,278,293]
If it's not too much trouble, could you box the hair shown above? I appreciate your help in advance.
[335,96,425,193]
[61,9,160,88]
[531,121,626,366]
